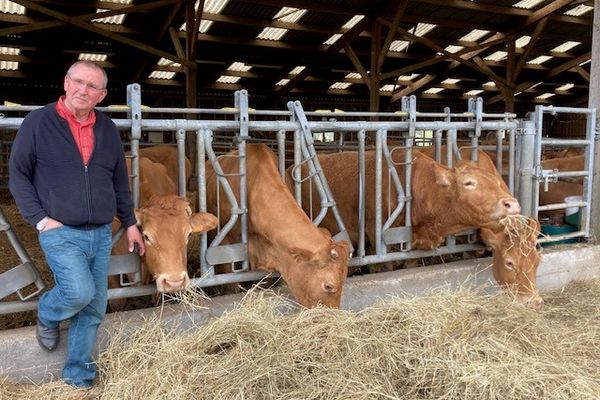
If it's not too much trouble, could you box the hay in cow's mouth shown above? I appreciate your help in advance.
[2,280,600,400]
[499,214,541,257]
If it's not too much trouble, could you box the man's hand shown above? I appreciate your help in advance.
[126,224,145,256]
[43,217,63,232]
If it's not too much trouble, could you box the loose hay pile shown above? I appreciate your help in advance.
[3,279,600,400]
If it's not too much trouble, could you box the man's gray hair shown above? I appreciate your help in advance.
[67,61,108,89]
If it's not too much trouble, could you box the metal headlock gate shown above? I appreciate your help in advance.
[0,85,596,315]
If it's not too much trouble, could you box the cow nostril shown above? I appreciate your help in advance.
[323,282,337,293]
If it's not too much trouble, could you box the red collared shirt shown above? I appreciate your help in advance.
[55,96,95,165]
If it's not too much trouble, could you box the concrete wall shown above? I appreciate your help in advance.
[1,243,598,384]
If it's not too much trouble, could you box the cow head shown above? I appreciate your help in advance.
[480,216,543,310]
[135,194,218,293]
[449,160,521,224]
[248,232,351,308]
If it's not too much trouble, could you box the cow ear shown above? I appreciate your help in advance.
[290,247,314,263]
[318,227,332,239]
[433,165,452,186]
[331,239,351,260]
[479,227,503,250]
[190,212,218,233]
[134,208,143,227]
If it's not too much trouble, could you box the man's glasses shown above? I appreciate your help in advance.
[67,75,105,93]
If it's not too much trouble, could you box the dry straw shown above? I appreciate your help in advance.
[2,280,600,400]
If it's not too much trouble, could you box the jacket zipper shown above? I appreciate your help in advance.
[84,165,93,224]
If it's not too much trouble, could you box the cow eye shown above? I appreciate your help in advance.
[505,261,515,271]
[142,232,153,245]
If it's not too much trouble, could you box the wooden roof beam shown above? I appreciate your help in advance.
[8,0,193,68]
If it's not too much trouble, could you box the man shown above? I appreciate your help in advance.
[9,61,145,389]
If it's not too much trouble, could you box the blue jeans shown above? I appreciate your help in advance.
[38,224,112,388]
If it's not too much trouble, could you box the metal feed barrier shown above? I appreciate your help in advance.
[0,85,595,315]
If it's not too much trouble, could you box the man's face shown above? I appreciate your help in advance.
[63,64,107,116]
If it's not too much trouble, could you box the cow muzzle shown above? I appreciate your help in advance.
[155,272,190,293]
[499,197,521,216]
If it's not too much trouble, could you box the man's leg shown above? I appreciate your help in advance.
[62,225,112,388]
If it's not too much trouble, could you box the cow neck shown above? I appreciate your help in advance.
[247,152,326,252]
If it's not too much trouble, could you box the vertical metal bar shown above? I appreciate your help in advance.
[375,129,384,255]
[198,130,214,277]
[176,128,187,196]
[277,129,286,178]
[508,127,516,193]
[358,130,366,258]
[519,113,537,217]
[236,91,249,271]
[583,108,596,237]
[127,83,142,208]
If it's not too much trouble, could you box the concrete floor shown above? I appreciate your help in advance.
[0,243,598,385]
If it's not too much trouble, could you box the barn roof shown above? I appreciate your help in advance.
[0,0,594,113]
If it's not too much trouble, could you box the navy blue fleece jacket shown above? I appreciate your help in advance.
[9,103,137,228]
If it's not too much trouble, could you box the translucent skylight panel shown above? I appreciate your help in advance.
[512,0,544,9]
[380,84,396,92]
[228,62,251,72]
[484,51,507,62]
[181,0,230,31]
[323,15,364,46]
[390,40,410,52]
[551,41,580,53]
[0,60,18,70]
[345,72,362,79]
[464,89,483,96]
[0,0,25,14]
[460,29,489,42]
[216,75,240,84]
[149,71,176,79]
[0,46,20,55]
[330,82,351,89]
[414,23,437,37]
[256,7,307,41]
[423,87,444,94]
[94,9,126,24]
[527,55,552,64]
[483,81,496,87]
[398,74,419,81]
[342,15,364,29]
[78,53,107,62]
[536,93,555,99]
[444,45,464,53]
[289,66,305,75]
[515,36,531,48]
[323,34,341,46]
[157,57,181,68]
[579,59,591,66]
[556,83,574,91]
[275,7,306,23]
[441,78,460,84]
[276,79,290,86]
[202,0,229,14]
[257,27,288,41]
[564,4,593,16]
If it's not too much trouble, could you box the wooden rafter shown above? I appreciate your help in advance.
[488,51,591,105]
[7,0,194,68]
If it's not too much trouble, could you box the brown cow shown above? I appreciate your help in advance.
[480,216,543,310]
[135,146,193,189]
[205,143,350,308]
[292,148,521,251]
[418,145,544,309]
[541,155,584,184]
[111,157,217,294]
